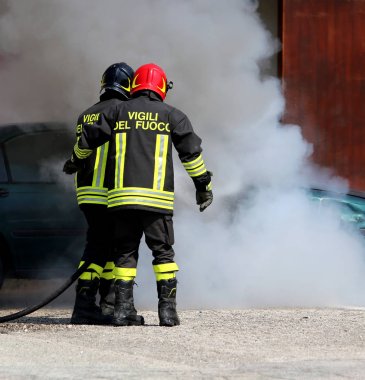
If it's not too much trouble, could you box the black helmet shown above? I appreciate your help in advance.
[100,62,134,98]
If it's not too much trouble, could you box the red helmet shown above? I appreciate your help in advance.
[130,63,170,100]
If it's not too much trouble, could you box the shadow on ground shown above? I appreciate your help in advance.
[0,279,75,309]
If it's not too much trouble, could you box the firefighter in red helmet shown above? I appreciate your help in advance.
[71,63,213,326]
[63,62,135,325]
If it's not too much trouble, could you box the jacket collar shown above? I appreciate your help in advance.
[133,90,163,102]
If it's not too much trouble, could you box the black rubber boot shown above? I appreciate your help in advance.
[71,279,112,325]
[157,278,180,327]
[99,278,115,317]
[112,280,144,326]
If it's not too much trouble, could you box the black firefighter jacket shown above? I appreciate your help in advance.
[73,92,211,215]
[73,98,125,207]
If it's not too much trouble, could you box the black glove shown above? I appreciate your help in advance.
[196,190,213,212]
[193,171,213,191]
[63,159,81,175]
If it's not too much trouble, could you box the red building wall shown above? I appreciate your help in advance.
[281,0,365,190]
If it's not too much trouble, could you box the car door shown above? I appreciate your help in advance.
[0,145,10,284]
[0,127,86,278]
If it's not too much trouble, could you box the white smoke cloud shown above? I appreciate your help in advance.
[1,0,365,309]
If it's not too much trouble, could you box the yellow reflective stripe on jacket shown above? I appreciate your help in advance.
[92,142,109,187]
[182,154,207,177]
[74,142,93,159]
[77,187,108,196]
[76,186,108,206]
[108,187,174,210]
[108,197,174,210]
[77,198,108,206]
[115,133,127,188]
[153,134,169,191]
[109,187,174,201]
[187,165,207,177]
[182,154,204,169]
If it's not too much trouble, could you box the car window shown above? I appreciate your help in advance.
[5,131,73,183]
[0,147,7,182]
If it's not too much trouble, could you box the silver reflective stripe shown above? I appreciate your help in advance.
[188,165,207,177]
[108,197,173,209]
[78,197,108,205]
[108,188,174,200]
[74,143,92,158]
[183,154,203,169]
[77,187,108,195]
[93,143,109,187]
[115,133,127,188]
[77,186,108,206]
[153,134,168,190]
[156,135,165,189]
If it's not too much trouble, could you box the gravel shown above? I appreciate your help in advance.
[0,307,365,379]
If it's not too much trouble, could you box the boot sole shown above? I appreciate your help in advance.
[113,316,145,326]
[159,319,180,327]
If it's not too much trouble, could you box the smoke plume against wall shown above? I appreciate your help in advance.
[1,0,365,308]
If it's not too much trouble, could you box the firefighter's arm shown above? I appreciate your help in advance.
[62,137,93,174]
[74,110,114,160]
[170,109,213,211]
[63,117,88,174]
[181,153,213,212]
[63,108,115,175]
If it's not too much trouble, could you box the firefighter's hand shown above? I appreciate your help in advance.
[196,190,213,212]
[63,159,80,175]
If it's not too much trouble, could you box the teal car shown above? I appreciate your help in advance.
[309,188,365,234]
[0,123,85,288]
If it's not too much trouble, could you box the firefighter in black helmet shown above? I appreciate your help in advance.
[63,62,134,325]
[71,63,213,327]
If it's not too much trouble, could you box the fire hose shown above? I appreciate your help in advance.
[0,261,90,323]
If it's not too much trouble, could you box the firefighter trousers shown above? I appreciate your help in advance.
[111,209,176,269]
[80,204,113,269]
